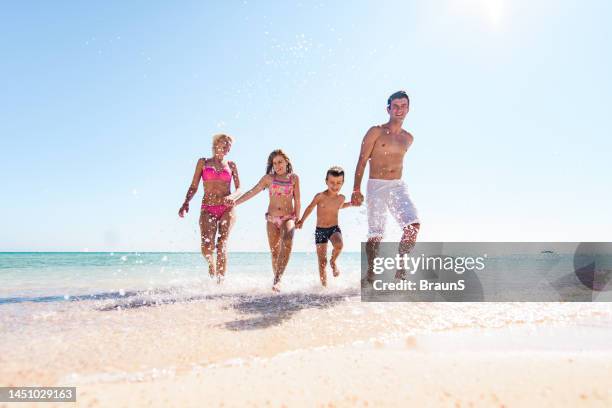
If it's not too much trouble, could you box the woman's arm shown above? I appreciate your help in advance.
[234,175,270,206]
[292,174,301,219]
[226,161,241,199]
[179,158,204,217]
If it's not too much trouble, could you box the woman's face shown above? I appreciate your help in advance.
[272,155,288,175]
[213,137,232,156]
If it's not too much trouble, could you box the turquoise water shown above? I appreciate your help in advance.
[0,252,363,301]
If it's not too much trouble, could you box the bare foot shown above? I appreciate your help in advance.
[331,260,340,277]
[208,264,215,279]
[217,274,225,285]
[272,283,281,292]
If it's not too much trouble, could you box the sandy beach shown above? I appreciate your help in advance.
[2,287,612,407]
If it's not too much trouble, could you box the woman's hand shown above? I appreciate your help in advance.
[178,202,189,217]
[224,197,236,207]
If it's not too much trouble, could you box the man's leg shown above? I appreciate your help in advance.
[365,180,387,285]
[388,180,420,279]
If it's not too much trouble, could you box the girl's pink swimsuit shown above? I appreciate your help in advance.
[266,174,296,227]
[201,162,232,219]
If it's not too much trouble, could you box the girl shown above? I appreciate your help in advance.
[179,134,240,283]
[230,149,300,292]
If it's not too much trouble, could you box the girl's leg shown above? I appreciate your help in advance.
[266,221,282,287]
[329,232,343,277]
[316,243,328,286]
[199,210,218,278]
[215,208,236,282]
[275,219,295,285]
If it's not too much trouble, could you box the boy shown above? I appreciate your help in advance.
[296,166,353,286]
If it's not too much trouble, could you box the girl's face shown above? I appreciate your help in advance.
[272,155,288,175]
[213,137,232,156]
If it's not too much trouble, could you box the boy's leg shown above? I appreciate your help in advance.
[316,243,328,286]
[329,232,343,277]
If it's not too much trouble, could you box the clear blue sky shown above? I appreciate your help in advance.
[1,0,611,252]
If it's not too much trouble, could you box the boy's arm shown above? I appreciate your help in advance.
[297,194,320,227]
[341,202,353,209]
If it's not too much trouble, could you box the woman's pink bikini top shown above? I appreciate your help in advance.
[201,159,232,184]
[269,174,294,197]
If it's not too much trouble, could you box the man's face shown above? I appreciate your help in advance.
[272,155,288,175]
[326,175,344,193]
[387,97,409,120]
[214,138,232,156]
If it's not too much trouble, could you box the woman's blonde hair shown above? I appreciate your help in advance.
[266,149,293,175]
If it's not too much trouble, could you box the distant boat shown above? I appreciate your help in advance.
[541,250,555,254]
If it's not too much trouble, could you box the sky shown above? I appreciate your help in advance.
[1,0,611,252]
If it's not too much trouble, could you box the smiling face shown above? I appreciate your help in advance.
[387,97,409,121]
[272,154,288,176]
[213,136,232,157]
[326,174,344,193]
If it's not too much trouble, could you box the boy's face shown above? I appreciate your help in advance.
[326,175,344,193]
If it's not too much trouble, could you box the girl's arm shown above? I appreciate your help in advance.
[179,158,204,217]
[296,193,320,228]
[292,174,301,219]
[234,175,270,205]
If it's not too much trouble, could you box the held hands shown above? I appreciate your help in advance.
[224,197,236,207]
[351,191,364,206]
[178,202,189,218]
[295,219,304,229]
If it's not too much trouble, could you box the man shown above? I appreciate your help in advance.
[351,90,420,282]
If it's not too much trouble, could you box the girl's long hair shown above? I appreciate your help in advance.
[266,149,293,175]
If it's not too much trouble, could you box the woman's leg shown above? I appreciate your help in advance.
[275,219,295,284]
[266,221,282,287]
[199,210,218,278]
[215,208,236,282]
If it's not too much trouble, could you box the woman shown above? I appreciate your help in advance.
[178,134,240,283]
[229,149,300,292]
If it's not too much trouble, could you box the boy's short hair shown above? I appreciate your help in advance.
[387,90,409,107]
[326,166,345,180]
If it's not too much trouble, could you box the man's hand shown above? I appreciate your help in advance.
[351,191,364,206]
[178,202,189,218]
[224,197,236,207]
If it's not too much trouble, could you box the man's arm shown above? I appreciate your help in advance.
[352,127,380,205]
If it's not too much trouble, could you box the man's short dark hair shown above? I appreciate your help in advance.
[326,166,345,180]
[387,90,409,107]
